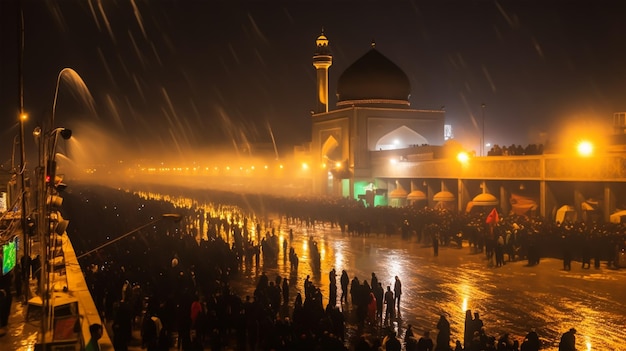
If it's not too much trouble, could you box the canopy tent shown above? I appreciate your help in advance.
[555,205,577,224]
[609,210,626,224]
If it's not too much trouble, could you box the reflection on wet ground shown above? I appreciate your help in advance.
[228,221,626,350]
[5,190,626,351]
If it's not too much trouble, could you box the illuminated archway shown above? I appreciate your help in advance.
[375,125,427,150]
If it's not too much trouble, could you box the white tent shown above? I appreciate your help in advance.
[609,210,626,224]
[555,205,577,223]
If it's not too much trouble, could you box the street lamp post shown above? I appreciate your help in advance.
[481,103,486,156]
[36,127,72,346]
[36,69,77,345]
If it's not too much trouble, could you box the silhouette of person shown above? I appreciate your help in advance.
[85,323,104,351]
[558,328,577,351]
[435,314,451,350]
[417,330,434,351]
[384,286,395,325]
[394,276,402,316]
[340,270,349,304]
[521,328,540,351]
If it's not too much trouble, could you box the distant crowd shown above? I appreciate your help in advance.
[487,144,543,156]
[54,183,623,350]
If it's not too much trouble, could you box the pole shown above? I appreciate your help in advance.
[39,132,50,344]
[17,0,31,303]
[481,103,486,156]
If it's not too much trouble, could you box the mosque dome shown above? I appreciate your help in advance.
[433,190,455,202]
[472,193,498,206]
[389,187,408,199]
[336,43,411,107]
[407,190,427,201]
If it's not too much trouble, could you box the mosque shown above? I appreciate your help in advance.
[308,31,626,224]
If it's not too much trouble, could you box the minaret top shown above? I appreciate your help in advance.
[314,28,331,56]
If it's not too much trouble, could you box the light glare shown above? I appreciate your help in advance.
[457,152,469,163]
[577,141,593,156]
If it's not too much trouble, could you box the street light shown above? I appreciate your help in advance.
[32,67,92,348]
[577,140,593,157]
[35,126,73,347]
[481,103,486,156]
[75,213,183,260]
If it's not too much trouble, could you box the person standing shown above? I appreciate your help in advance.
[384,330,402,351]
[85,323,104,351]
[416,330,434,351]
[0,269,12,337]
[521,328,540,351]
[558,328,577,351]
[374,282,384,322]
[371,272,379,292]
[112,299,132,351]
[394,276,402,317]
[435,314,451,351]
[562,233,573,271]
[384,286,395,326]
[282,278,289,307]
[340,270,349,304]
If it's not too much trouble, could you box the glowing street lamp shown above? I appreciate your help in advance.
[577,140,593,157]
[457,151,470,164]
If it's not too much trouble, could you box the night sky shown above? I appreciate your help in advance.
[1,0,626,165]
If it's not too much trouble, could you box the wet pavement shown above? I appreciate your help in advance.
[3,216,626,350]
[227,221,626,350]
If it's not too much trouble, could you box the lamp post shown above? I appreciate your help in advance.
[481,103,486,156]
[36,126,72,346]
[75,213,183,260]
[17,0,31,303]
[34,69,76,346]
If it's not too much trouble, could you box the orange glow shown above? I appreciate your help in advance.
[577,140,593,156]
[457,151,469,163]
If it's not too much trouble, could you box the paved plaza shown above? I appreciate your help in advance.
[3,217,626,350]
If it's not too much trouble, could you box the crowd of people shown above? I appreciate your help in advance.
[21,183,621,350]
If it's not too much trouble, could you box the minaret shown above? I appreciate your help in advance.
[312,29,332,113]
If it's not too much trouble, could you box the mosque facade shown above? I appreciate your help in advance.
[310,32,445,202]
[309,31,626,224]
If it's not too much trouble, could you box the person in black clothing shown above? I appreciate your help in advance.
[112,299,133,351]
[558,328,577,351]
[435,314,451,350]
[394,276,402,316]
[520,328,540,351]
[340,270,349,304]
[85,323,104,351]
[383,286,395,326]
[0,270,12,336]
[141,313,159,351]
[416,330,434,351]
[562,234,573,271]
[385,330,402,351]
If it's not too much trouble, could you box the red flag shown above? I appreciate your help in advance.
[486,208,499,224]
